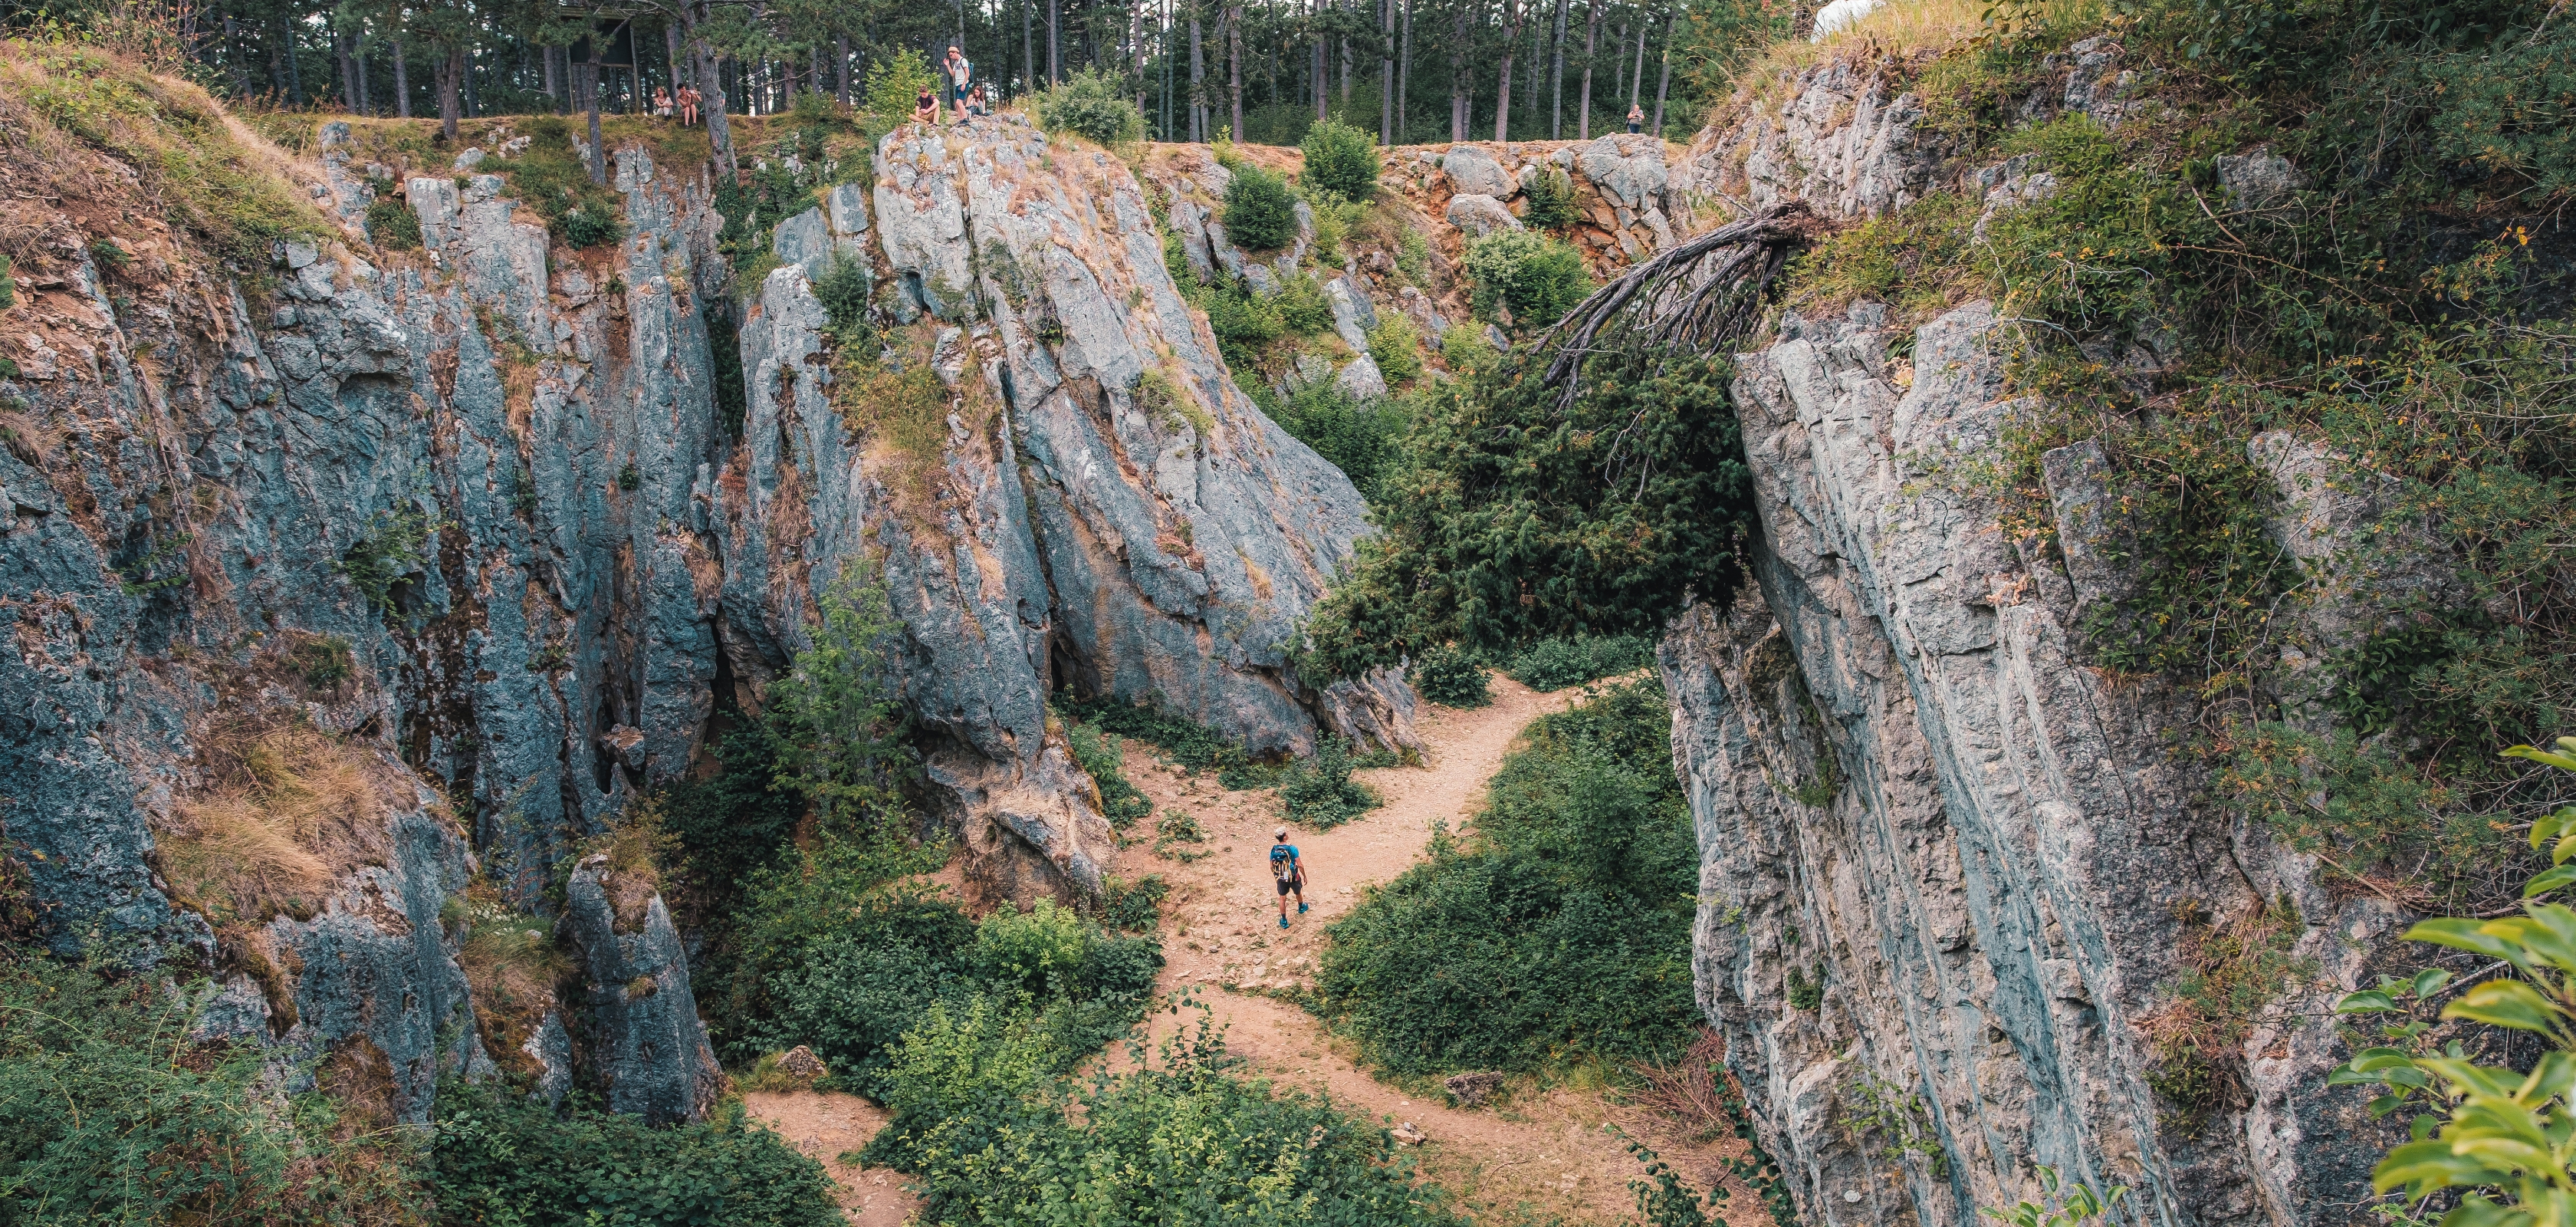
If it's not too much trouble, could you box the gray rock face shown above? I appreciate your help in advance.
[1333,354,1388,401]
[1441,144,1519,198]
[559,857,722,1125]
[1444,193,1523,237]
[2218,146,2303,209]
[725,122,1413,902]
[1690,58,1937,219]
[1572,135,1669,211]
[1668,301,2405,1225]
[1324,275,1378,351]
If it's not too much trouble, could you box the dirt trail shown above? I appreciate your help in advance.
[747,676,1773,1225]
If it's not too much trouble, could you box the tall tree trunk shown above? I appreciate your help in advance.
[393,38,410,117]
[1133,0,1148,113]
[1024,0,1036,97]
[1628,17,1645,108]
[1575,0,1597,138]
[354,35,373,113]
[283,17,304,104]
[582,38,606,185]
[1312,0,1326,122]
[1548,0,1566,137]
[836,31,850,100]
[1397,0,1410,140]
[1649,0,1672,135]
[680,2,734,169]
[335,32,356,110]
[1493,0,1520,140]
[1190,4,1205,140]
[1447,0,1469,143]
[435,44,461,140]
[1378,0,1392,143]
[1227,4,1243,140]
[1049,0,1061,84]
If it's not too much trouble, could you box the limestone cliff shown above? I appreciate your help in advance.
[2,97,1394,1121]
[1660,39,2407,1227]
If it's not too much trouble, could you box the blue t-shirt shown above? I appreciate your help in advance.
[1269,843,1301,883]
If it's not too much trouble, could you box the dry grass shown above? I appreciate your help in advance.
[1704,0,2105,121]
[589,796,675,932]
[447,880,568,1077]
[1628,1029,1740,1144]
[158,719,393,924]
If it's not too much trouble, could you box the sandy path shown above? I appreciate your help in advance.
[1125,677,1775,1226]
[747,676,1774,1225]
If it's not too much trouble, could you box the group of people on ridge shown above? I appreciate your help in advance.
[914,44,987,124]
[647,83,702,126]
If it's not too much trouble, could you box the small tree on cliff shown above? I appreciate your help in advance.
[767,560,906,840]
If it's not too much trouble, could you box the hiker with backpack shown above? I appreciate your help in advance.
[1269,827,1306,929]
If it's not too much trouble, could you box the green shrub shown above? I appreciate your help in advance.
[1367,314,1424,384]
[866,1004,1467,1227]
[1520,166,1579,229]
[479,113,629,250]
[335,499,450,616]
[1223,164,1299,251]
[1102,873,1170,930]
[813,253,874,341]
[363,196,422,250]
[0,254,12,310]
[1064,714,1155,827]
[432,1081,839,1225]
[0,956,424,1223]
[1036,67,1146,147]
[1411,645,1491,708]
[1314,678,1697,1074]
[1462,231,1592,330]
[789,88,844,124]
[1303,348,1751,679]
[1505,633,1656,692]
[561,205,621,248]
[1056,692,1260,781]
[863,49,938,122]
[1263,380,1405,500]
[1276,272,1335,334]
[1280,739,1382,828]
[1197,276,1286,365]
[1299,119,1380,202]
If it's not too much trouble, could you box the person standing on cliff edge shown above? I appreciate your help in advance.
[1270,827,1307,929]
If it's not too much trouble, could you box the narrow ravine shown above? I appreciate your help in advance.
[745,676,1775,1225]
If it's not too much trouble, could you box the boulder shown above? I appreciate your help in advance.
[1323,275,1378,352]
[2218,146,2302,208]
[1441,145,1518,198]
[1573,134,1668,211]
[1333,354,1388,401]
[1444,193,1522,238]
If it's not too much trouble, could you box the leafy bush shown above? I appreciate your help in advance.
[0,956,424,1224]
[1276,272,1335,334]
[1198,276,1286,363]
[1299,119,1380,202]
[1303,348,1751,679]
[812,253,874,341]
[363,196,422,251]
[865,1004,1467,1227]
[1367,314,1424,384]
[1037,67,1146,146]
[432,1081,840,1226]
[734,886,1161,1095]
[1223,163,1299,251]
[1462,231,1592,330]
[1410,645,1491,708]
[1279,739,1383,829]
[1520,166,1579,229]
[561,205,621,249]
[1064,713,1155,827]
[863,49,938,122]
[335,499,451,616]
[1505,633,1656,692]
[1056,692,1260,781]
[1263,380,1405,501]
[1313,679,1698,1074]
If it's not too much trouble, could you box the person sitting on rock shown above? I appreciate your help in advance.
[1270,827,1306,929]
[652,86,673,122]
[915,86,940,126]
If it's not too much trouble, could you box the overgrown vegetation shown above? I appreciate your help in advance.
[1410,644,1492,708]
[0,954,424,1224]
[1314,679,1697,1074]
[476,114,625,248]
[1035,67,1145,147]
[432,1081,839,1225]
[861,999,1468,1227]
[1222,163,1299,251]
[1259,380,1407,501]
[1461,230,1591,330]
[1503,633,1657,692]
[1303,347,1752,679]
[1297,118,1379,202]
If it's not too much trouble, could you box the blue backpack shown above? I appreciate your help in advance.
[1269,844,1298,887]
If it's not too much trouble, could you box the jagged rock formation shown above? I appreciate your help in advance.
[559,854,723,1124]
[712,117,1408,900]
[1658,43,2406,1227]
[5,100,1405,1119]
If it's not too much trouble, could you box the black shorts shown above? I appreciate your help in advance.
[1276,877,1300,896]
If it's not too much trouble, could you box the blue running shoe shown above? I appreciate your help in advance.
[1279,915,1290,929]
